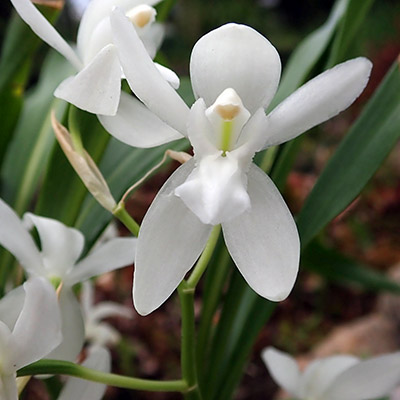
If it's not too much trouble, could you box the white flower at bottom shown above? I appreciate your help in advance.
[109,12,372,315]
[262,347,400,400]
[0,277,62,400]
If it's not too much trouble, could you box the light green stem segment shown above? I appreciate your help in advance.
[113,202,140,237]
[178,225,221,399]
[187,225,221,288]
[18,360,187,393]
[221,121,233,154]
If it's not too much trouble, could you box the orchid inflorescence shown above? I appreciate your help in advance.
[1,0,399,399]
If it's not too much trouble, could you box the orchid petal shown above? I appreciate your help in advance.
[175,154,250,225]
[90,303,133,322]
[261,347,301,397]
[299,356,359,399]
[0,321,14,374]
[155,63,180,90]
[77,0,161,58]
[57,346,111,400]
[262,58,372,148]
[324,352,400,400]
[0,198,43,275]
[222,164,299,301]
[0,374,18,400]
[23,213,84,280]
[0,286,25,331]
[47,287,85,362]
[68,237,136,286]
[55,44,121,116]
[134,159,213,315]
[190,23,281,113]
[9,0,82,70]
[142,22,164,59]
[98,92,183,148]
[12,278,62,369]
[110,7,189,134]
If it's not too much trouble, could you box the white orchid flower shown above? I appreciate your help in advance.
[0,197,136,361]
[262,347,400,400]
[9,0,179,116]
[0,277,62,400]
[57,345,111,400]
[109,11,372,315]
[81,281,133,347]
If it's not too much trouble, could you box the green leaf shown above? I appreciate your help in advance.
[297,59,400,247]
[1,50,74,214]
[302,241,400,294]
[74,138,188,246]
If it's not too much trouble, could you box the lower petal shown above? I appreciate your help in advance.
[222,164,300,301]
[98,92,183,148]
[134,159,213,315]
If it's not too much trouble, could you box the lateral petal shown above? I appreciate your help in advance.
[68,237,136,285]
[110,8,189,134]
[190,23,281,113]
[10,0,82,70]
[134,160,213,315]
[0,374,18,400]
[98,92,183,148]
[299,356,359,399]
[0,198,43,276]
[262,58,372,148]
[23,213,84,280]
[57,346,111,400]
[54,44,121,116]
[324,352,400,400]
[46,287,85,362]
[262,347,301,397]
[222,164,299,301]
[12,278,62,369]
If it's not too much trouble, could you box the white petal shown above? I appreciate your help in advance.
[54,44,121,116]
[12,277,62,369]
[299,356,359,399]
[0,374,18,400]
[110,8,189,134]
[155,63,180,90]
[0,321,14,374]
[262,347,301,396]
[141,22,164,59]
[47,287,85,362]
[77,0,161,59]
[67,237,136,286]
[222,164,299,301]
[90,303,133,322]
[80,280,95,318]
[134,159,213,315]
[262,57,372,148]
[98,91,183,148]
[175,153,250,225]
[57,346,111,400]
[23,213,84,280]
[324,352,400,400]
[9,0,82,70]
[190,23,281,113]
[0,198,43,275]
[0,286,25,331]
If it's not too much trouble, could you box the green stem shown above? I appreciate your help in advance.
[178,282,202,400]
[187,225,221,288]
[113,202,140,237]
[18,360,187,393]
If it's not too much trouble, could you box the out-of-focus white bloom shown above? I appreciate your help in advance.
[57,345,111,400]
[109,12,372,315]
[0,278,62,400]
[81,281,133,347]
[262,347,400,400]
[9,0,178,115]
[0,197,136,361]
